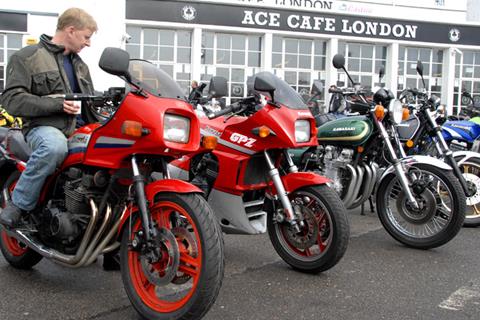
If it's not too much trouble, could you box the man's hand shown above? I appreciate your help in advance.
[63,100,81,114]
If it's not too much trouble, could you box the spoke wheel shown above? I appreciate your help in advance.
[267,185,349,274]
[376,163,466,249]
[456,157,480,227]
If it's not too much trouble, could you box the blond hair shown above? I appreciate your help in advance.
[57,8,98,32]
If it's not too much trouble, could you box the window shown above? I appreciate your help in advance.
[337,42,387,91]
[272,36,327,101]
[0,33,23,92]
[201,32,262,102]
[454,50,480,107]
[397,46,443,98]
[126,26,192,95]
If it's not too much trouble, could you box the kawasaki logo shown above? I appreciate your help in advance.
[451,124,470,131]
[332,127,356,131]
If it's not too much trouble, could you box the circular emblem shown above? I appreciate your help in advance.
[232,85,243,96]
[449,28,460,42]
[182,5,196,21]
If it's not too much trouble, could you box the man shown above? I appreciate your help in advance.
[0,8,119,271]
[188,80,206,104]
[0,7,96,227]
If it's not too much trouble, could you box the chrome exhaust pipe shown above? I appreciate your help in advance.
[350,164,373,209]
[345,166,364,208]
[73,204,112,267]
[342,164,358,206]
[8,199,100,265]
[84,206,127,266]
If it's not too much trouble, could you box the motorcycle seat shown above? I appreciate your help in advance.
[6,129,31,162]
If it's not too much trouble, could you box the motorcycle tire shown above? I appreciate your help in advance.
[266,184,350,274]
[376,163,466,249]
[0,171,43,269]
[454,155,480,227]
[120,192,224,320]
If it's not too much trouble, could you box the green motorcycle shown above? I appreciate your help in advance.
[293,54,466,249]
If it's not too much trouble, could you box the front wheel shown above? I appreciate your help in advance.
[454,155,480,227]
[120,193,224,320]
[376,163,466,249]
[267,185,350,274]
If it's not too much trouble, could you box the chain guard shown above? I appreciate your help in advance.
[141,227,180,287]
[282,209,318,250]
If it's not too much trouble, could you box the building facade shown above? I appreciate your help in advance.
[1,0,480,111]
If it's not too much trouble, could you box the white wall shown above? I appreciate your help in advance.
[0,0,126,90]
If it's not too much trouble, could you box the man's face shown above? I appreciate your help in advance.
[65,27,94,54]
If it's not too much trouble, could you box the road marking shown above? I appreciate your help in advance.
[439,279,480,311]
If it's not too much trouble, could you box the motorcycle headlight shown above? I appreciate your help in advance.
[389,99,404,124]
[295,120,311,143]
[164,114,190,143]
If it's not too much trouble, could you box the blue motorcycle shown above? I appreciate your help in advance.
[441,91,480,152]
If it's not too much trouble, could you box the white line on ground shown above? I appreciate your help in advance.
[439,279,480,311]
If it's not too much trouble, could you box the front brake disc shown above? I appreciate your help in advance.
[140,227,180,286]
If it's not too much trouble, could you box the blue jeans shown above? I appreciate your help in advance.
[12,126,68,211]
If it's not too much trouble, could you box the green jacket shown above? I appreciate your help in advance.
[1,34,95,137]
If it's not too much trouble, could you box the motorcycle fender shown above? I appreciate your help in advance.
[117,179,203,237]
[269,172,330,195]
[378,155,452,185]
[144,179,203,202]
[453,150,480,166]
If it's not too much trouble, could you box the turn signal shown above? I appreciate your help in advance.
[258,126,271,138]
[202,136,218,150]
[374,105,385,120]
[402,108,410,121]
[122,120,143,137]
[357,146,364,153]
[406,140,414,148]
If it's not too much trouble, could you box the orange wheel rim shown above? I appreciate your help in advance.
[128,201,202,312]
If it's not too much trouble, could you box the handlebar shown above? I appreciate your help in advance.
[207,102,243,119]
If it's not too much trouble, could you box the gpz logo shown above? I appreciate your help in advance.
[230,133,256,148]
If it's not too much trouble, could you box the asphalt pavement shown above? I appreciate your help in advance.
[1,208,479,320]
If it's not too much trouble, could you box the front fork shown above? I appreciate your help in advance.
[264,150,301,232]
[131,155,159,260]
[424,110,473,197]
[376,119,420,209]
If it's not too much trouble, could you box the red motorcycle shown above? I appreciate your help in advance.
[0,48,224,320]
[169,73,349,273]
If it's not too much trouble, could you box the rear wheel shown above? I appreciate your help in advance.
[267,185,349,273]
[120,192,224,320]
[0,171,43,269]
[454,156,480,227]
[376,163,466,249]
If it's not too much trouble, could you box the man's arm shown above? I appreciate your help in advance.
[1,54,64,117]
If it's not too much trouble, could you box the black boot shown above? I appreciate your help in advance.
[0,202,24,227]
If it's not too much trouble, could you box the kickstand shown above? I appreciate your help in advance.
[369,196,375,213]
[360,202,365,216]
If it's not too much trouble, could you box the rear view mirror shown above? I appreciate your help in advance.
[311,80,323,96]
[99,47,130,79]
[332,54,345,69]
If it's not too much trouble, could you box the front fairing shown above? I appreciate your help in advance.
[216,103,317,154]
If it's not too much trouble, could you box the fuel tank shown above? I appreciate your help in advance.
[317,115,372,147]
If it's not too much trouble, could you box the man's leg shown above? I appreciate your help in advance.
[0,126,67,227]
